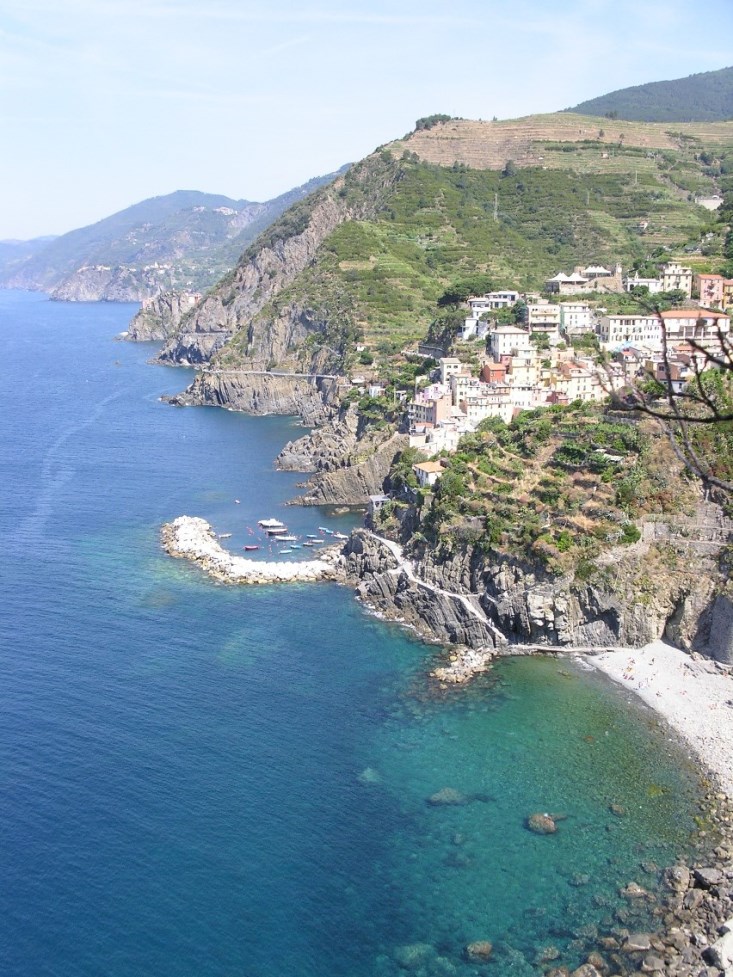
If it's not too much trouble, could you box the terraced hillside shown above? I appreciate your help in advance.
[157,113,733,373]
[383,403,700,576]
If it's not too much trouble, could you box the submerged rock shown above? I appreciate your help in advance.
[427,787,468,807]
[527,812,557,834]
[464,940,493,962]
[357,766,381,785]
[393,942,435,970]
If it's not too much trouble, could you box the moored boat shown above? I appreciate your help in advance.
[243,545,259,551]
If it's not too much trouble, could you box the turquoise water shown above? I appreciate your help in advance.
[0,290,705,976]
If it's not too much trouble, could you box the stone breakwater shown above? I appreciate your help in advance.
[161,516,341,584]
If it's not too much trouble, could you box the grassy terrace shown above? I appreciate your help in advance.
[383,403,700,578]
[249,157,718,360]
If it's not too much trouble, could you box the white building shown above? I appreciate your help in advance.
[559,301,593,335]
[598,314,661,348]
[623,272,663,294]
[489,324,533,359]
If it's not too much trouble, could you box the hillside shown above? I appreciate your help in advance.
[0,236,56,281]
[3,172,346,301]
[151,113,733,374]
[564,66,733,122]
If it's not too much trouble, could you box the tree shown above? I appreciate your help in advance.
[607,298,733,497]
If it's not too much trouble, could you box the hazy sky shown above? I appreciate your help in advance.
[2,0,732,239]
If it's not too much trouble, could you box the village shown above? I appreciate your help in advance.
[360,259,733,489]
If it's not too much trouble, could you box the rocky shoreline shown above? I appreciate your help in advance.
[160,519,733,975]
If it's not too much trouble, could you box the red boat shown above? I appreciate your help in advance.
[243,545,259,551]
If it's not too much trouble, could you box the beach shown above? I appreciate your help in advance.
[588,639,733,798]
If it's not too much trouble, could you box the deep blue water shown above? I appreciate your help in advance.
[0,290,707,977]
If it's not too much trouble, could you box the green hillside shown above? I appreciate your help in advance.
[565,66,733,122]
[3,173,346,297]
[218,125,733,364]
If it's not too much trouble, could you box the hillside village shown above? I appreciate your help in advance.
[359,259,733,487]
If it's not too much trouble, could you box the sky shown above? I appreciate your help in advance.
[2,0,732,239]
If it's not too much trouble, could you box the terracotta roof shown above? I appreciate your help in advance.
[660,309,729,319]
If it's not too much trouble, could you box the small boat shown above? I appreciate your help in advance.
[306,534,318,539]
[235,499,240,504]
[277,535,298,542]
[318,526,329,533]
[218,533,233,539]
[333,532,348,540]
[279,548,293,554]
[323,529,334,536]
[290,544,302,549]
[302,542,315,547]
[243,545,259,551]
[266,526,289,535]
[258,518,285,529]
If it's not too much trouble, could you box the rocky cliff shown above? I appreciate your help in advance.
[155,155,398,369]
[276,404,408,504]
[342,503,732,658]
[125,291,201,343]
[167,369,339,426]
[49,264,175,302]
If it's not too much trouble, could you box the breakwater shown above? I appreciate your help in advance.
[161,515,341,584]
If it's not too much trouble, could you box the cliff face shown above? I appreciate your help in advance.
[125,291,199,343]
[155,156,397,368]
[343,504,732,657]
[49,265,175,302]
[168,370,339,426]
[276,405,408,505]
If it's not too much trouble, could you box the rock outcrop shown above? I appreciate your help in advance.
[278,407,408,505]
[125,291,201,343]
[168,370,339,426]
[341,512,731,657]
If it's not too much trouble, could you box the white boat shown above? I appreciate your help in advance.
[218,533,233,539]
[266,526,289,536]
[333,532,348,540]
[279,548,293,554]
[258,518,286,529]
[277,535,298,542]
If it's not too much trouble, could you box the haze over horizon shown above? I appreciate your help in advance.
[2,0,732,240]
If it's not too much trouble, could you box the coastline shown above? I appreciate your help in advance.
[586,639,733,799]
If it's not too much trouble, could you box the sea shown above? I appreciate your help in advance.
[0,289,709,977]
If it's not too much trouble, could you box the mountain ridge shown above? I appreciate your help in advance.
[564,65,733,122]
[2,172,348,301]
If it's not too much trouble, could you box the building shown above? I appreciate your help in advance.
[658,309,730,345]
[545,271,589,295]
[439,357,464,384]
[723,279,733,310]
[412,461,446,489]
[598,314,661,348]
[408,389,453,427]
[695,273,725,309]
[660,262,693,297]
[467,290,520,314]
[559,302,593,335]
[489,324,533,359]
[623,272,663,294]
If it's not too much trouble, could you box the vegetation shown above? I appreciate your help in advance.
[387,403,698,575]
[564,66,733,123]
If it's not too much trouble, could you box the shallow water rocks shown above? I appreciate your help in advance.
[623,932,653,953]
[620,882,651,900]
[393,943,435,970]
[464,940,493,962]
[427,787,468,807]
[527,812,557,834]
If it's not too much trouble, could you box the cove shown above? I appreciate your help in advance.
[0,290,707,977]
